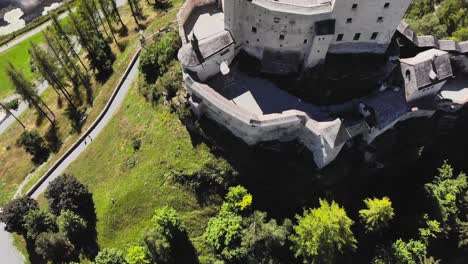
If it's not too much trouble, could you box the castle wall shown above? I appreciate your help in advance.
[184,73,344,168]
[223,0,333,70]
[329,0,412,54]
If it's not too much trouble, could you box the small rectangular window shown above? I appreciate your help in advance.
[370,32,378,40]
[304,39,308,44]
[384,3,390,8]
[352,4,358,9]
[353,33,361,41]
[346,18,352,24]
[336,34,344,41]
[377,17,383,22]
[279,34,285,41]
[252,27,257,33]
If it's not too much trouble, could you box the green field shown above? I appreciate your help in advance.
[64,81,221,252]
[0,33,44,99]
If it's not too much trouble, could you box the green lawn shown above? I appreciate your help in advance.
[0,33,44,99]
[64,81,221,252]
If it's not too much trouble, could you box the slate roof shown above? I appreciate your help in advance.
[361,90,409,130]
[178,31,234,67]
[400,49,453,89]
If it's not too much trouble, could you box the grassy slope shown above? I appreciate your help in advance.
[65,82,220,251]
[0,33,43,99]
[0,1,179,206]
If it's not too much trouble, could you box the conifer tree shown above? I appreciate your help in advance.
[51,11,87,70]
[6,63,55,125]
[30,42,77,111]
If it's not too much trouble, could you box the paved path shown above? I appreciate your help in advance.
[0,57,139,263]
[0,81,48,135]
[32,58,139,198]
[0,0,128,55]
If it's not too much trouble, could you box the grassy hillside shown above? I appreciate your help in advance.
[64,80,221,252]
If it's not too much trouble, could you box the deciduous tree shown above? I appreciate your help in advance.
[290,199,357,264]
[0,197,39,235]
[359,197,395,233]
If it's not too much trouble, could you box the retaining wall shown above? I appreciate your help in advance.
[184,73,345,168]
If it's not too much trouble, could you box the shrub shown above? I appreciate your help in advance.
[5,99,19,111]
[0,197,39,235]
[17,130,50,164]
[35,232,75,263]
[57,210,87,242]
[172,156,237,194]
[359,197,395,233]
[95,248,128,264]
[155,61,182,101]
[126,246,150,264]
[132,138,142,151]
[23,209,58,240]
[139,31,181,83]
[45,174,96,227]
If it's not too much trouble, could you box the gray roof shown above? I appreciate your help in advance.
[178,31,234,67]
[400,49,453,89]
[362,90,409,130]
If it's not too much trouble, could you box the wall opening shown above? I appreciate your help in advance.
[353,33,361,40]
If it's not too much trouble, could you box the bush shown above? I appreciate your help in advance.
[139,31,182,83]
[35,232,75,263]
[23,209,58,240]
[95,248,128,264]
[132,138,142,151]
[172,156,237,195]
[5,99,19,111]
[17,130,50,164]
[45,174,96,227]
[155,62,182,101]
[0,197,39,235]
[125,246,150,264]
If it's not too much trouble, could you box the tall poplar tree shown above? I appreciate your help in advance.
[30,42,77,111]
[7,63,55,125]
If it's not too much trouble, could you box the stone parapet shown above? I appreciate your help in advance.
[177,0,217,43]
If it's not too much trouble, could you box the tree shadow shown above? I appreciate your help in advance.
[25,237,46,264]
[118,26,129,37]
[117,40,129,52]
[44,125,62,153]
[144,228,199,264]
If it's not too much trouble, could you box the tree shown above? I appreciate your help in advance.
[126,246,150,264]
[406,13,448,39]
[241,211,292,264]
[17,130,50,164]
[128,0,141,28]
[290,199,357,264]
[30,42,76,111]
[0,197,39,235]
[50,11,87,70]
[45,174,96,226]
[223,185,253,214]
[425,162,467,235]
[57,210,87,242]
[204,210,245,261]
[23,209,58,240]
[392,239,427,264]
[95,248,128,264]
[6,63,55,125]
[108,0,127,31]
[97,0,119,45]
[35,232,75,263]
[143,206,198,264]
[0,101,25,128]
[359,197,395,233]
